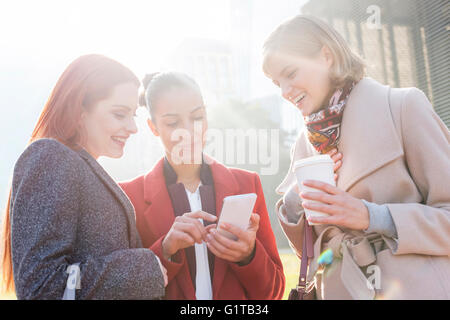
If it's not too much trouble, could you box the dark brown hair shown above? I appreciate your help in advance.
[139,72,202,120]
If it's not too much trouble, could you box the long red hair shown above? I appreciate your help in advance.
[0,54,139,295]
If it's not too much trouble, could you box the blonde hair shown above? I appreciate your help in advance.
[263,14,365,89]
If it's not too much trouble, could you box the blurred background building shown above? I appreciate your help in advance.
[302,0,449,126]
[164,0,306,145]
[168,38,235,105]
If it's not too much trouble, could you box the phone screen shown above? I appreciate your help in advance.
[217,193,257,240]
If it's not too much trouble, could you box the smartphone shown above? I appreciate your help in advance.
[217,193,257,240]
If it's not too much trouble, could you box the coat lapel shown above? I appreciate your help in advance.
[198,163,217,283]
[142,156,241,299]
[76,149,139,247]
[205,155,240,299]
[142,165,175,240]
[336,77,404,192]
[277,78,404,195]
[164,161,198,291]
[142,158,195,299]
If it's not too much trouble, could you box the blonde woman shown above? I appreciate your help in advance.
[263,15,450,299]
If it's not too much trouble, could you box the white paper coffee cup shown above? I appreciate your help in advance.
[293,155,335,225]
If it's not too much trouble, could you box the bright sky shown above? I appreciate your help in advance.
[0,0,231,75]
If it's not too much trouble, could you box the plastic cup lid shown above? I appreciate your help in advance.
[293,154,333,172]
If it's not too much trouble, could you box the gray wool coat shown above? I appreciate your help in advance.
[10,138,165,300]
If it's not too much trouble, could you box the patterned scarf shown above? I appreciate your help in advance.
[304,81,356,154]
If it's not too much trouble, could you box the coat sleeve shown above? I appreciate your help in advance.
[275,197,306,260]
[387,88,450,256]
[275,134,309,259]
[228,173,286,300]
[10,140,165,300]
[148,235,186,282]
[118,180,186,283]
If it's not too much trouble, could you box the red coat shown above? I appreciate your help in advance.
[119,157,285,300]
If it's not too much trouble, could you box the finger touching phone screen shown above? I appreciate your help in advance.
[217,193,257,240]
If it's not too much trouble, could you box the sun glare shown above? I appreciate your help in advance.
[0,0,231,76]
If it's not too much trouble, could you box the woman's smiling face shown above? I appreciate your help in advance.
[148,86,207,164]
[80,82,139,159]
[263,47,334,117]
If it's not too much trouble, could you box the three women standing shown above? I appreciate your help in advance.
[2,13,449,301]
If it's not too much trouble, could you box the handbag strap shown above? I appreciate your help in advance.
[296,220,314,299]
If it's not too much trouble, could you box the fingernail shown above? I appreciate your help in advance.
[222,223,229,229]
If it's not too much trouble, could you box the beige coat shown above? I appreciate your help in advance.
[276,77,450,300]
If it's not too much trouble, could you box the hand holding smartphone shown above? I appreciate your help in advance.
[217,193,257,240]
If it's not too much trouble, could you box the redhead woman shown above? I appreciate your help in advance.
[0,54,167,299]
[263,15,450,299]
[119,72,286,300]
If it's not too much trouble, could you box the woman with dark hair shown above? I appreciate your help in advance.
[0,54,167,299]
[119,72,294,300]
